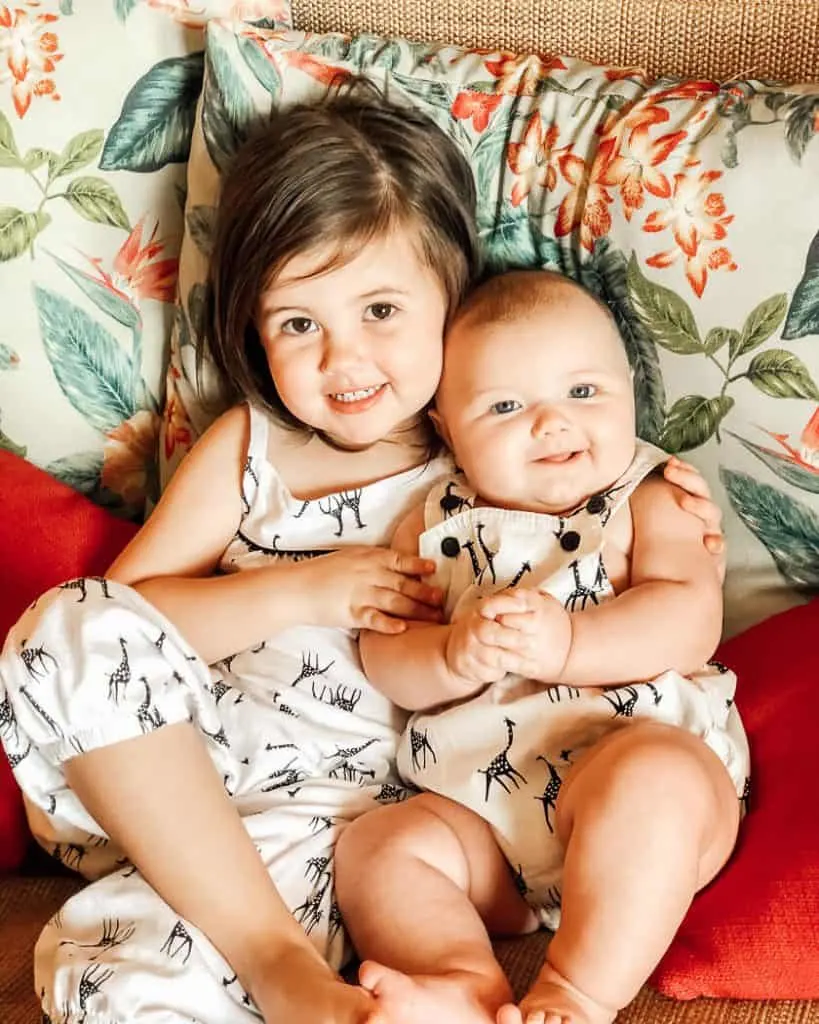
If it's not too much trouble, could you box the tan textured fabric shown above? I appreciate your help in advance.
[291,0,819,82]
[494,932,819,1023]
[0,874,81,1024]
[1,878,817,1024]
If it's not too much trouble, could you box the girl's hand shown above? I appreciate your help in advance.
[478,588,573,682]
[303,546,443,634]
[663,456,726,581]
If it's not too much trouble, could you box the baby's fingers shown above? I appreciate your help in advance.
[473,617,525,651]
[480,592,528,620]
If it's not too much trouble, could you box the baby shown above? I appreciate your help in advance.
[334,269,750,1024]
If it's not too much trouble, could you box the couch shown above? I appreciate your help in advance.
[2,0,819,1022]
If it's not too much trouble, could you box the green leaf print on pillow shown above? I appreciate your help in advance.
[202,37,259,175]
[0,114,130,260]
[236,32,283,96]
[34,286,138,433]
[101,54,205,173]
[626,256,819,452]
[576,242,667,446]
[0,342,25,456]
[721,468,819,589]
[478,201,561,273]
[783,229,819,340]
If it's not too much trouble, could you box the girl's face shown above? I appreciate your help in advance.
[256,228,449,450]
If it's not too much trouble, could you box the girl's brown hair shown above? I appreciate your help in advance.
[203,80,482,431]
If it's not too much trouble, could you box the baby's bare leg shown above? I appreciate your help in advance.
[336,793,537,1024]
[498,723,740,1024]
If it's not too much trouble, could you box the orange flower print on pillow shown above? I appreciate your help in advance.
[644,168,737,296]
[0,0,62,118]
[102,410,162,510]
[163,366,193,463]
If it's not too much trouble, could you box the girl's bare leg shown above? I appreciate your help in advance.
[67,726,382,1024]
[336,793,538,1024]
[497,723,740,1024]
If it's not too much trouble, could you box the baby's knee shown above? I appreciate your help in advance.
[335,793,467,888]
[569,724,730,823]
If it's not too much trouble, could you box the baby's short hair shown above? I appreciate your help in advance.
[454,268,616,332]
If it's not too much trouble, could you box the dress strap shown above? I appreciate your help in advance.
[239,402,270,521]
[423,473,476,531]
[597,440,669,525]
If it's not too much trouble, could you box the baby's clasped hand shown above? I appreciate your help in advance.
[476,588,573,683]
[443,588,572,688]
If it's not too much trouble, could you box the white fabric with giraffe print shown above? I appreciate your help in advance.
[0,402,454,1021]
[397,440,750,929]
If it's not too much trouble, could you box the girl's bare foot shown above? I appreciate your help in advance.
[361,959,512,1024]
[251,946,386,1024]
[496,959,616,1024]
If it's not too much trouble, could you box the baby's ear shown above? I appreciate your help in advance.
[429,406,453,449]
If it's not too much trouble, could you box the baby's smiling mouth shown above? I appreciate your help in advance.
[535,450,584,465]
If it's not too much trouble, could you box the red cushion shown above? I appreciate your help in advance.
[652,599,819,999]
[0,452,138,871]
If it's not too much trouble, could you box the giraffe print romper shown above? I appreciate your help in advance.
[398,441,750,928]
[0,402,454,1023]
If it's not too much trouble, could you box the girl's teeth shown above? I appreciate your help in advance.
[333,387,379,402]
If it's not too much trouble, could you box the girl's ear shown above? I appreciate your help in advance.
[429,406,453,449]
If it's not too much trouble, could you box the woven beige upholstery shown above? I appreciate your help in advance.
[292,0,819,82]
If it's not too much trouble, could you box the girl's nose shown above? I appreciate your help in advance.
[320,329,366,372]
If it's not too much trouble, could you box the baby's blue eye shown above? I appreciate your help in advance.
[569,384,596,399]
[281,317,317,335]
[490,399,522,415]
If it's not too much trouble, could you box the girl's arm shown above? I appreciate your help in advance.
[108,405,440,664]
[107,404,308,664]
[557,474,723,685]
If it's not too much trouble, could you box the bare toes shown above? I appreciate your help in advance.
[497,1004,524,1024]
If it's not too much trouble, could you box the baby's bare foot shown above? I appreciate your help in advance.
[496,959,616,1024]
[361,959,511,1024]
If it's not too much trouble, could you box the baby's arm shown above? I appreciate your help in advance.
[560,473,723,684]
[360,505,499,710]
[480,474,723,687]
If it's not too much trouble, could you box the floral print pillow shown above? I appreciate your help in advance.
[162,21,819,636]
[0,0,290,518]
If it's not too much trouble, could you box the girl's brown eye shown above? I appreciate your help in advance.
[282,317,316,335]
[368,303,396,321]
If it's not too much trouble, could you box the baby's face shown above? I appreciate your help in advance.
[435,292,636,515]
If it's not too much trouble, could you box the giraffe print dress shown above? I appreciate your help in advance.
[397,440,750,928]
[0,402,454,1023]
